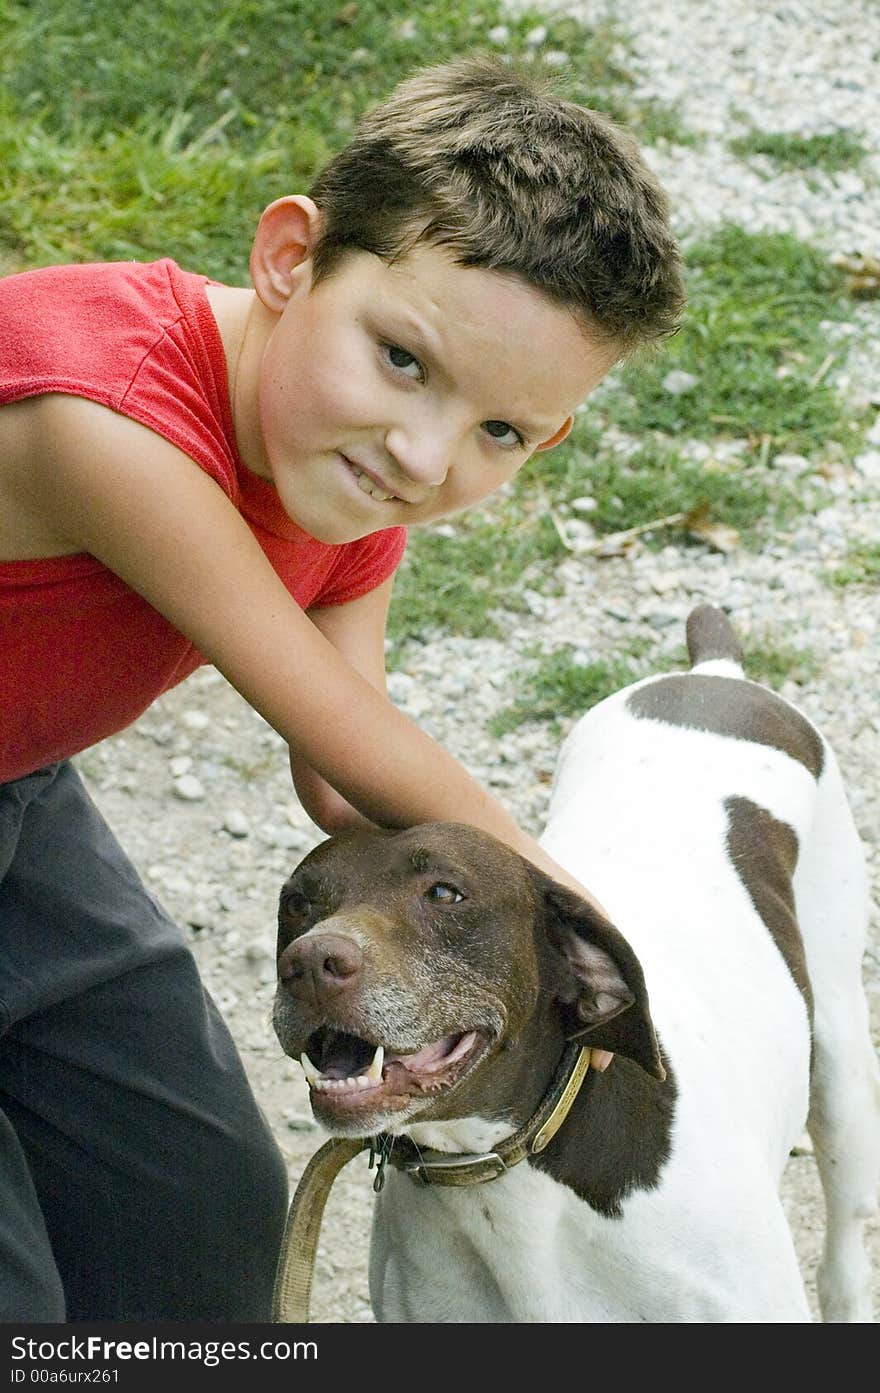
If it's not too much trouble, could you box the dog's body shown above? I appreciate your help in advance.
[274,606,879,1322]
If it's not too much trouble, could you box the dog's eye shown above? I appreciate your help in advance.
[280,887,312,918]
[424,883,464,905]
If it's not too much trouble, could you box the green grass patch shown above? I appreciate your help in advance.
[0,95,299,275]
[729,129,867,173]
[826,542,880,588]
[3,2,618,147]
[741,636,819,690]
[488,647,655,735]
[604,224,864,457]
[627,102,701,148]
[2,0,695,276]
[386,510,566,658]
[523,431,801,542]
[488,628,818,736]
[387,429,808,654]
[386,430,813,651]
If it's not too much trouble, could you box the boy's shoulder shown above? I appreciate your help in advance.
[0,257,242,503]
[0,259,215,411]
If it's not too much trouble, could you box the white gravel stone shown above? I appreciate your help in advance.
[223,809,250,838]
[172,773,205,801]
[180,709,211,731]
[855,451,880,481]
[662,369,699,394]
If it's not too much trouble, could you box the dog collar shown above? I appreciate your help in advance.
[369,1040,593,1189]
[272,1041,593,1323]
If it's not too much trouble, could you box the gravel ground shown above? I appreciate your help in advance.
[76,0,879,1323]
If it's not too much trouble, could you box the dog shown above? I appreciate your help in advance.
[272,604,879,1322]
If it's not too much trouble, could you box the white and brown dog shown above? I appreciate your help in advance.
[273,605,879,1322]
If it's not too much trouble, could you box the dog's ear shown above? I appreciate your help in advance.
[530,869,665,1081]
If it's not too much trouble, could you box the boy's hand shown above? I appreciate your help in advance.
[588,1049,614,1071]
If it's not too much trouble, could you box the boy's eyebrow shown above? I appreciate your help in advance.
[386,311,551,441]
[387,310,442,363]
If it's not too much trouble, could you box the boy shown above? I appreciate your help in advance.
[0,57,684,1320]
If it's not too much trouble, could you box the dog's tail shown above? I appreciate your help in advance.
[685,604,746,677]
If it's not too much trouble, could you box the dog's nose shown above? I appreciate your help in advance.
[278,931,364,994]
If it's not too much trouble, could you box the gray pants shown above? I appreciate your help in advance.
[0,762,288,1322]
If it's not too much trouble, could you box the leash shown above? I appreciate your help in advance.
[272,1041,593,1323]
[272,1134,369,1324]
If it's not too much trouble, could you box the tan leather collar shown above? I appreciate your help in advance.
[369,1041,593,1189]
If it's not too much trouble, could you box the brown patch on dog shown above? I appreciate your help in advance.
[530,1050,677,1218]
[627,675,824,778]
[724,796,813,1020]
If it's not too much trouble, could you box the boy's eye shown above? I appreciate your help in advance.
[483,419,523,448]
[383,343,424,381]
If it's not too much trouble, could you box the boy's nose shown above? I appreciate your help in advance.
[384,425,451,488]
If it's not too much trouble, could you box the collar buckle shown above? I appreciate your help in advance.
[402,1150,507,1185]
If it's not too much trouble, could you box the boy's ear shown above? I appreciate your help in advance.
[250,196,322,313]
[534,415,574,452]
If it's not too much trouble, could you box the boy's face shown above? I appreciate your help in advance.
[253,240,618,545]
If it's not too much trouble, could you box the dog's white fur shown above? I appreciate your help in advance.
[369,648,880,1322]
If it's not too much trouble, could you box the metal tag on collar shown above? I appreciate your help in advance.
[402,1150,507,1185]
[368,1134,394,1193]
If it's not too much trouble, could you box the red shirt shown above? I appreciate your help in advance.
[0,259,407,782]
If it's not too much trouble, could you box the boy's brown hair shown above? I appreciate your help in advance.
[309,55,685,353]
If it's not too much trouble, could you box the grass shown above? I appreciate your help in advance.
[525,432,803,541]
[603,224,865,458]
[729,129,868,173]
[0,0,686,279]
[388,426,807,666]
[488,646,658,735]
[487,628,819,734]
[386,507,566,656]
[826,543,880,588]
[741,636,819,690]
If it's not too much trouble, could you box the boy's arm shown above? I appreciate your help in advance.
[291,581,395,833]
[16,395,606,911]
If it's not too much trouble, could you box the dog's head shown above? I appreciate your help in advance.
[273,822,662,1137]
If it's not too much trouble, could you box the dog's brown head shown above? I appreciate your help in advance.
[273,822,662,1137]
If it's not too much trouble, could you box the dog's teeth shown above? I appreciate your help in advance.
[302,1051,384,1093]
[301,1052,321,1086]
[366,1045,385,1084]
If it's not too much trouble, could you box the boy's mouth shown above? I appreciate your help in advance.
[340,454,402,504]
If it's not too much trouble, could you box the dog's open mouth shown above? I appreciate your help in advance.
[299,1025,486,1112]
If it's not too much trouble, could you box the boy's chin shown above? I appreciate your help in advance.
[296,514,398,545]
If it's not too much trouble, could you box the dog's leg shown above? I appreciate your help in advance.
[795,750,880,1322]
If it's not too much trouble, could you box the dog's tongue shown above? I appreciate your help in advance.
[389,1030,477,1075]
